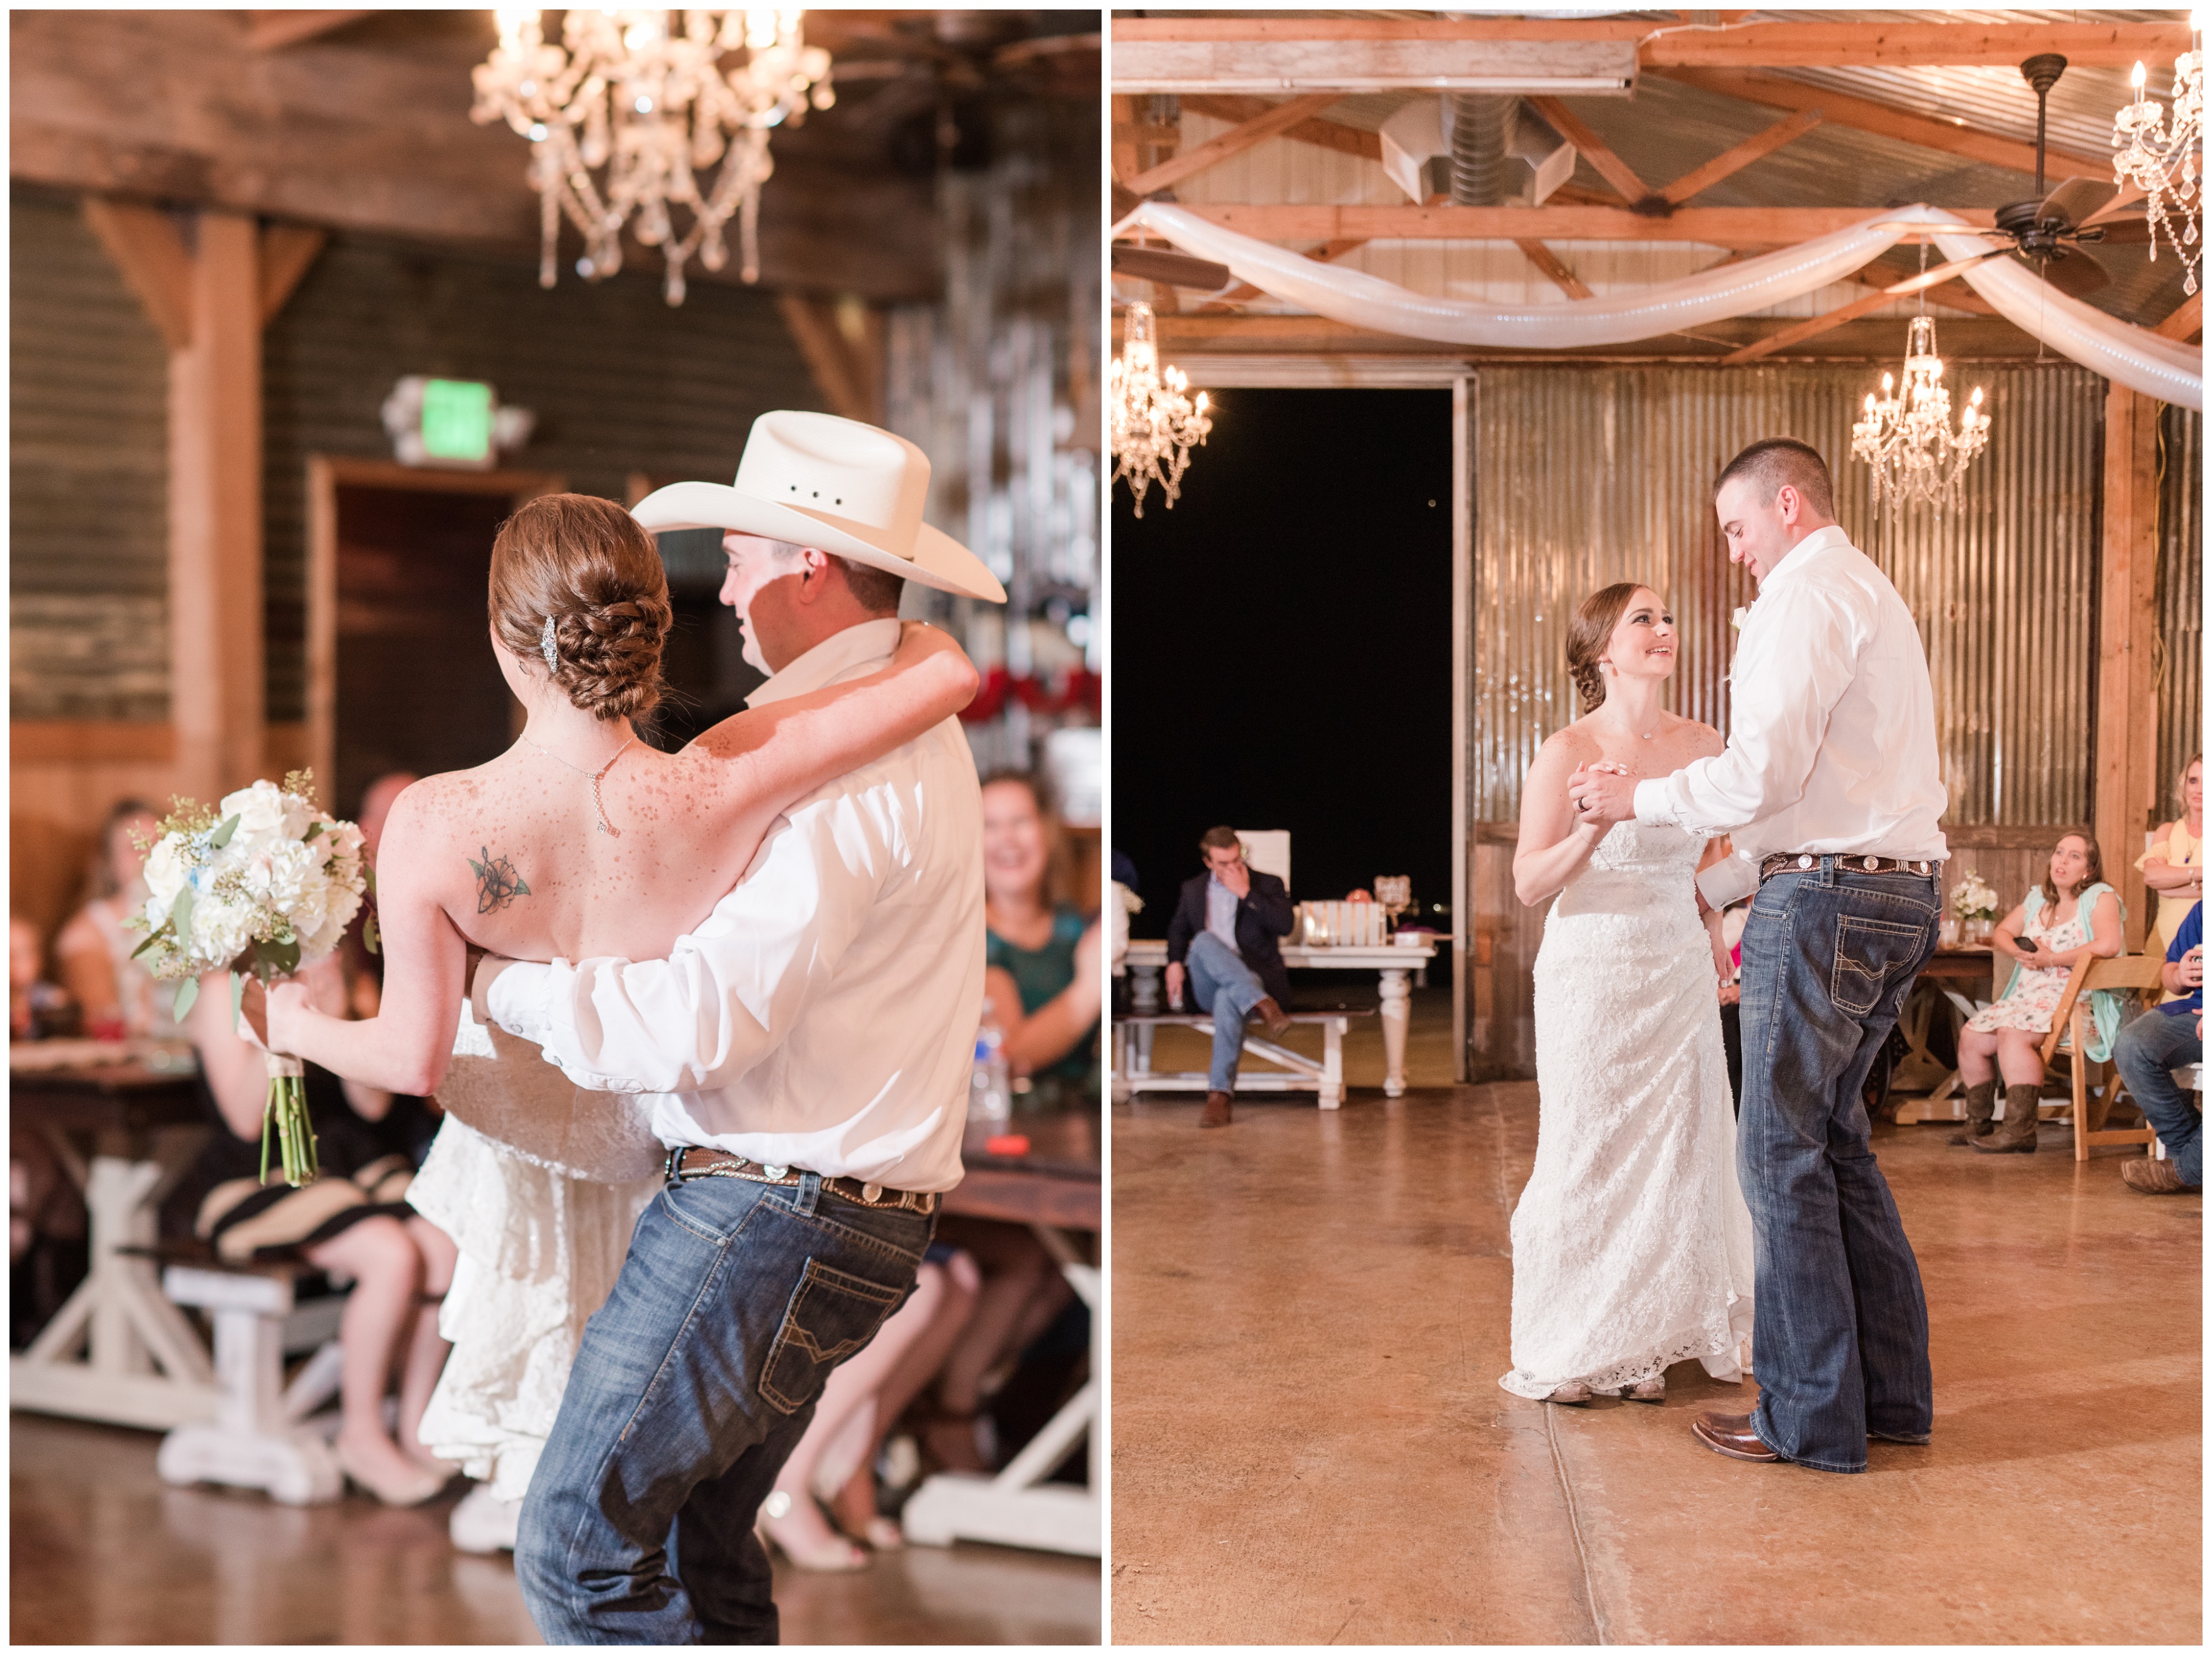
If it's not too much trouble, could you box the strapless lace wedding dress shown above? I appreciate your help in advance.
[1499,820,1755,1399]
[408,1003,661,1499]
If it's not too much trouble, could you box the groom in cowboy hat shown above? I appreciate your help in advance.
[478,410,1004,1642]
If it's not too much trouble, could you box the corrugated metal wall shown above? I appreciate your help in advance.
[1470,359,2108,828]
[262,234,823,721]
[2158,404,2203,809]
[9,188,170,719]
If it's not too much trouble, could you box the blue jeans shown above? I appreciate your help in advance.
[1736,861,1941,1472]
[515,1169,932,1643]
[2112,1010,2203,1186]
[1183,931,1267,1092]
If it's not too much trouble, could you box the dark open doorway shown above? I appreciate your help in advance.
[1110,388,1454,933]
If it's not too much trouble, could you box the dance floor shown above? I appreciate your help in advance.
[1113,993,2202,1644]
[9,1412,1100,1644]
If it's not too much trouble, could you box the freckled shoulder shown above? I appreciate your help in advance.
[1540,721,1604,766]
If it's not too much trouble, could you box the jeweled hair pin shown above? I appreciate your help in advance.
[539,614,559,675]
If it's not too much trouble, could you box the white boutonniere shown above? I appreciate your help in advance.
[1730,606,1750,632]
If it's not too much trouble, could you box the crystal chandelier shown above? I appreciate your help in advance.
[2114,16,2204,296]
[1110,302,1213,517]
[1850,311,1990,516]
[471,9,833,305]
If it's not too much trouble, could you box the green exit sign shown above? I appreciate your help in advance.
[420,379,494,461]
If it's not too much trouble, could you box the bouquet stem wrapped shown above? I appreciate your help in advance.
[129,771,370,1188]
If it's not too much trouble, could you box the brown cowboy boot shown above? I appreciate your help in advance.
[1947,1080,1998,1146]
[1252,997,1294,1038]
[1971,1084,2044,1153]
[1199,1090,1233,1128]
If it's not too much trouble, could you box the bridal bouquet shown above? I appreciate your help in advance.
[128,772,370,1186]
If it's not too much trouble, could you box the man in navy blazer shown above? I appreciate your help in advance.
[1165,826,1297,1128]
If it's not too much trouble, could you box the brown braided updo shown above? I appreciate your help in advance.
[1564,582,1649,714]
[489,494,672,722]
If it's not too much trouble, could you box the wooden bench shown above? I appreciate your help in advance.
[1112,1010,1373,1109]
[121,1243,350,1505]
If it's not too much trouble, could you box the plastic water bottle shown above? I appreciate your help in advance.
[970,1006,1012,1131]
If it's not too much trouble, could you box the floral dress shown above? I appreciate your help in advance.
[1965,896,2093,1038]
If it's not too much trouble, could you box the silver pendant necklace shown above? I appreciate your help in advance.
[525,733,636,836]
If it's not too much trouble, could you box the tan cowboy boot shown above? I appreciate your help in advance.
[1947,1080,1998,1146]
[1199,1090,1233,1128]
[1971,1084,2044,1153]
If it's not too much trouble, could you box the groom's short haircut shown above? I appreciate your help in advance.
[1198,824,1242,858]
[1715,438,1835,520]
[762,537,906,615]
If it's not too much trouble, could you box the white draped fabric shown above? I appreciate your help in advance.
[1118,200,2203,410]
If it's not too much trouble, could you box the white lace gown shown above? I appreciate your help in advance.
[408,1004,662,1500]
[1500,821,1756,1399]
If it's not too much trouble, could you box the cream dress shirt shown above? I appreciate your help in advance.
[484,617,986,1192]
[1632,524,1950,909]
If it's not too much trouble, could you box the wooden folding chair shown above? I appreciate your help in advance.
[2037,954,2166,1162]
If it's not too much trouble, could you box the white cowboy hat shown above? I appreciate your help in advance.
[631,410,1006,603]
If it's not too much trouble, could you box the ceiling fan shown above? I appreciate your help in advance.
[1979,53,2124,299]
[1110,245,1232,291]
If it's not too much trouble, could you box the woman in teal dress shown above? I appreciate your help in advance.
[980,773,1102,1094]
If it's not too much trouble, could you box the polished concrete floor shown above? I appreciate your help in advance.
[10,1412,1100,1644]
[1113,998,2202,1644]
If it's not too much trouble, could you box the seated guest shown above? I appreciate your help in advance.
[166,953,459,1506]
[1957,833,2125,1153]
[2138,754,2202,1002]
[2113,901,2203,1195]
[54,800,181,1041]
[980,773,1102,1093]
[1164,826,1296,1129]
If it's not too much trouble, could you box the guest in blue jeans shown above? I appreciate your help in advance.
[1164,826,1296,1128]
[2113,900,2203,1195]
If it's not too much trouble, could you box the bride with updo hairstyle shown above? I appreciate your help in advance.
[1495,578,1756,1410]
[252,489,979,1518]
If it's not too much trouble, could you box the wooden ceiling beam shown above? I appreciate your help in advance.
[257,225,327,326]
[1660,107,1825,205]
[1514,240,1594,301]
[1131,311,2043,359]
[80,198,193,350]
[1174,203,1993,242]
[1124,94,1340,197]
[1180,95,1382,163]
[1721,252,1995,364]
[243,12,371,52]
[1112,16,2190,70]
[13,9,940,302]
[1651,68,2110,183]
[1526,96,1650,204]
[2153,290,2204,341]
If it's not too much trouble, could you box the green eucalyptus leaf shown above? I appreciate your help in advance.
[229,971,246,1036]
[207,814,241,850]
[363,911,381,956]
[129,924,167,960]
[302,820,324,843]
[263,935,302,977]
[169,882,196,954]
[171,974,200,1023]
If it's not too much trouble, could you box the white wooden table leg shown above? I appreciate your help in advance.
[1130,962,1162,1015]
[1379,968,1412,1097]
[1320,1017,1344,1109]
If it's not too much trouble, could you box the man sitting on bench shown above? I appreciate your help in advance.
[1165,826,1296,1129]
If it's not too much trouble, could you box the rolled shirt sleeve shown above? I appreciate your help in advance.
[482,793,891,1094]
[1635,580,1861,840]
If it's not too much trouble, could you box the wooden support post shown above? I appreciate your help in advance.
[2095,381,2163,953]
[776,294,886,426]
[169,211,267,802]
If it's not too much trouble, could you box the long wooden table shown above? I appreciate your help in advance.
[9,1049,222,1429]
[1121,937,1438,1097]
[904,1109,1100,1560]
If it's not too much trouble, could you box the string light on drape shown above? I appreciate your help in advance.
[1850,311,1990,516]
[471,9,833,305]
[1110,302,1213,516]
[2115,13,2205,295]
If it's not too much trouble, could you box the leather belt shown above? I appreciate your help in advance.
[1760,852,1940,883]
[664,1147,939,1214]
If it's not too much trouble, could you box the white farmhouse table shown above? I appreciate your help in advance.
[1119,938,1437,1098]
